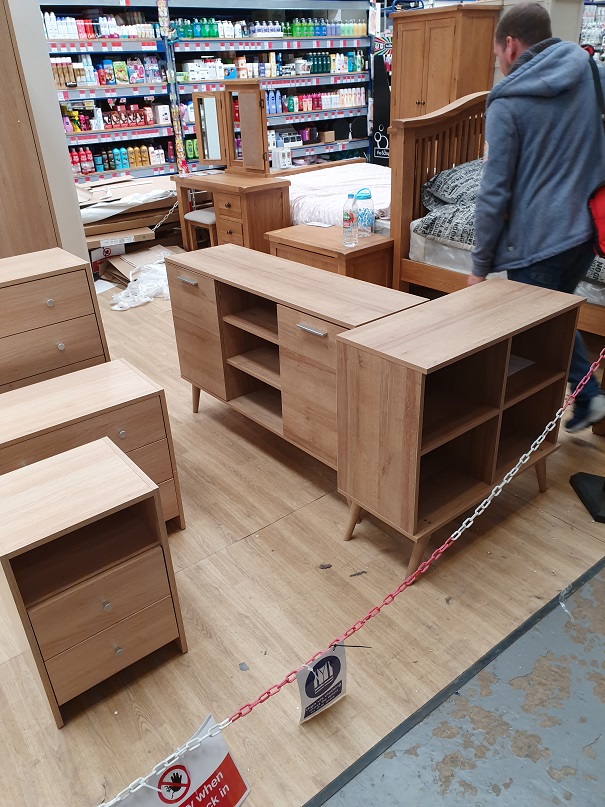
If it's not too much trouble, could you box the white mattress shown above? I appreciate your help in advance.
[288,163,391,227]
[409,220,603,306]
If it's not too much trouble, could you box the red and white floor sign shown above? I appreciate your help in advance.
[119,716,249,807]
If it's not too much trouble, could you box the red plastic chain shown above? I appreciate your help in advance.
[229,348,605,725]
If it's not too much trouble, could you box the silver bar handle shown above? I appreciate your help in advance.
[296,323,328,338]
[177,275,198,287]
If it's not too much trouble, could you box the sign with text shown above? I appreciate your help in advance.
[297,645,347,723]
[119,717,249,807]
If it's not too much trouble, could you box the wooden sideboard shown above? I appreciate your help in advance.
[0,359,184,527]
[0,438,186,727]
[166,244,425,469]
[0,247,109,392]
[337,279,581,575]
[173,173,290,253]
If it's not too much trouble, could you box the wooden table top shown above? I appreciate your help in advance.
[167,243,426,328]
[338,278,582,373]
[0,438,154,558]
[0,247,86,287]
[265,224,394,258]
[0,359,160,448]
[172,172,290,193]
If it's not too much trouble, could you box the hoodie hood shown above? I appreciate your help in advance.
[488,40,592,106]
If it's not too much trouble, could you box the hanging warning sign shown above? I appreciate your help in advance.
[116,716,249,807]
[297,645,347,723]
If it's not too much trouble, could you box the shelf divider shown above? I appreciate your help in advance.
[223,307,279,344]
[227,345,281,389]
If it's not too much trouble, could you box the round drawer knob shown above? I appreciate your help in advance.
[114,646,123,657]
[224,202,231,208]
[226,230,233,235]
[46,299,55,307]
[57,342,65,351]
[118,430,126,439]
[102,600,112,612]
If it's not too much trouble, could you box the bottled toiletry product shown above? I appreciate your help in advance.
[120,147,129,168]
[140,145,150,165]
[343,193,358,247]
[133,146,142,166]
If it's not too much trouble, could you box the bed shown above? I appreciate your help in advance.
[286,161,391,227]
[388,92,605,338]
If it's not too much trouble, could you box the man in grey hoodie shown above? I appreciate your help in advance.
[469,2,605,433]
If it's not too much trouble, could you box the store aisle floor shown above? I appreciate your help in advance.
[320,570,605,806]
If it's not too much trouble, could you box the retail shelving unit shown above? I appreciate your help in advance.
[40,2,372,180]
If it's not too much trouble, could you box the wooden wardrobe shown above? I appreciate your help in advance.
[390,3,501,121]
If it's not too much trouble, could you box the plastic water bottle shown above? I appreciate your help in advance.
[343,193,359,247]
[356,188,375,237]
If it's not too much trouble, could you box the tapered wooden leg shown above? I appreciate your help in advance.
[406,533,431,578]
[343,503,363,541]
[192,384,201,414]
[535,457,548,493]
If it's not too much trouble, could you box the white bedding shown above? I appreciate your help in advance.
[288,163,391,227]
[410,220,603,305]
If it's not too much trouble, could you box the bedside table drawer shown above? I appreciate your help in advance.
[217,219,244,246]
[215,193,242,217]
[0,315,103,386]
[0,396,166,476]
[46,596,178,705]
[0,271,93,339]
[127,439,173,485]
[30,547,170,660]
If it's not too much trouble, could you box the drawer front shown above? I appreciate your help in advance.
[273,245,337,275]
[0,315,103,386]
[30,547,170,660]
[217,219,244,247]
[127,439,173,485]
[159,479,179,521]
[278,306,346,468]
[215,193,242,217]
[166,265,226,400]
[0,396,166,476]
[0,270,94,339]
[46,596,178,705]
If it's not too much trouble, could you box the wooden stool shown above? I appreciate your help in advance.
[183,207,217,251]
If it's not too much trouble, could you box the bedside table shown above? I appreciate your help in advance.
[0,438,187,728]
[265,224,394,287]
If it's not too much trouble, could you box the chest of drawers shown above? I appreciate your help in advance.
[0,247,110,392]
[0,359,184,527]
[0,438,186,727]
[166,244,426,468]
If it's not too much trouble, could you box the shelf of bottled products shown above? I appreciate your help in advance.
[48,39,164,54]
[57,84,169,101]
[66,126,174,147]
[73,164,177,184]
[42,4,372,180]
[174,36,369,53]
[176,72,369,93]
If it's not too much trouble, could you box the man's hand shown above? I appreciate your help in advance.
[467,274,486,286]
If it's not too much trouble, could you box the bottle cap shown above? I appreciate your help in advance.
[356,188,372,200]
[348,192,354,198]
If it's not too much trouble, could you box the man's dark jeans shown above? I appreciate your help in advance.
[507,240,600,409]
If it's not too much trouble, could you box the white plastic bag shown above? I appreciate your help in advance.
[110,252,172,311]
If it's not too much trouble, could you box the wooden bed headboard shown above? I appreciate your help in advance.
[388,92,489,286]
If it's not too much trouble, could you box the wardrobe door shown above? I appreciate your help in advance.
[422,16,457,114]
[390,20,426,120]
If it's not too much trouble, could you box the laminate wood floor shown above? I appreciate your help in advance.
[0,292,603,807]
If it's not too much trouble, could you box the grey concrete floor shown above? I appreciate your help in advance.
[320,568,605,807]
